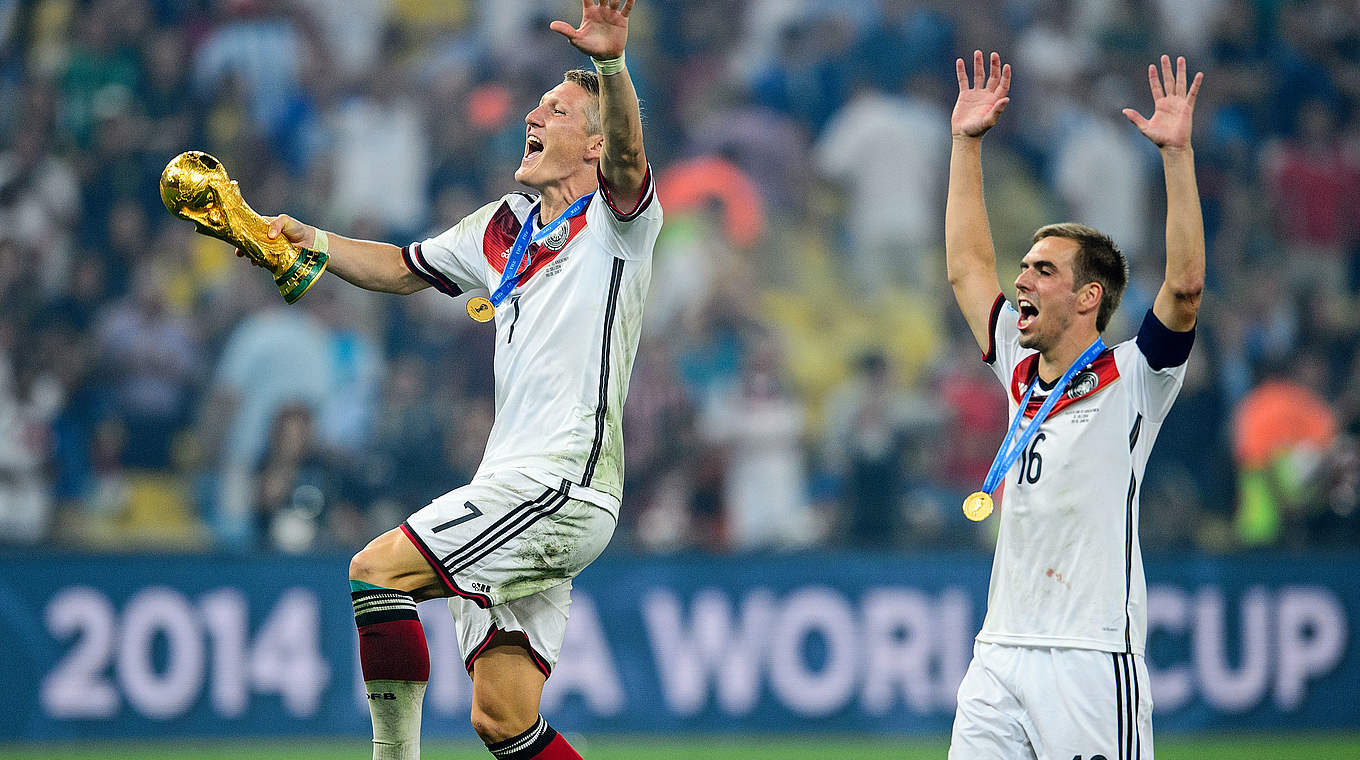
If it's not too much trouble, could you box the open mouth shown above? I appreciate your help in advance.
[1017,298,1038,330]
[523,135,544,162]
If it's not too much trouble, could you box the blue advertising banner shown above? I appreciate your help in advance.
[0,551,1354,739]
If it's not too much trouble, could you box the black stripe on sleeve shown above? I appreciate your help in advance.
[596,164,655,222]
[581,258,626,486]
[1135,309,1195,370]
[983,292,1006,364]
[402,243,464,297]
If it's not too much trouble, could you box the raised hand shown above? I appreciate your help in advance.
[952,51,1011,138]
[550,0,633,60]
[1123,55,1202,151]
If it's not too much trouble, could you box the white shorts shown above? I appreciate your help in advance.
[400,471,615,676]
[950,642,1153,760]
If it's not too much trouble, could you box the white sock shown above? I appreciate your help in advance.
[365,679,427,760]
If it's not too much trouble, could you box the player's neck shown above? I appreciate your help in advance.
[537,175,596,223]
[1037,327,1102,384]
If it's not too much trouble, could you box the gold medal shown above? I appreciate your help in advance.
[963,491,994,522]
[466,296,494,322]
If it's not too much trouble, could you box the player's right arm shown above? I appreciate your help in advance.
[946,50,1011,354]
[260,215,429,295]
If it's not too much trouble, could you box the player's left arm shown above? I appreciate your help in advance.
[1124,55,1205,334]
[552,0,648,209]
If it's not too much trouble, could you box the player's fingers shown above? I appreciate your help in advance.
[548,20,578,38]
[1187,71,1203,108]
[621,0,634,15]
[956,58,969,91]
[987,51,1001,90]
[990,97,1010,121]
[1147,63,1163,101]
[1122,108,1149,131]
[268,216,286,239]
[999,63,1012,96]
[1160,55,1174,96]
[973,50,984,90]
[1175,56,1187,96]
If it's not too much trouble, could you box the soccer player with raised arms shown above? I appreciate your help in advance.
[944,51,1204,758]
[251,2,656,758]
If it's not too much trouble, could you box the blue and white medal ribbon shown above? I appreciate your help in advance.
[466,191,594,322]
[963,336,1107,521]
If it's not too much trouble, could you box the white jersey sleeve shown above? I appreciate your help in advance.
[1115,310,1195,423]
[588,166,661,261]
[403,199,505,295]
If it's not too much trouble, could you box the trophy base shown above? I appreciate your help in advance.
[275,247,330,304]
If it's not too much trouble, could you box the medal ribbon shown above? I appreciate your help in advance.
[978,336,1107,496]
[488,192,594,306]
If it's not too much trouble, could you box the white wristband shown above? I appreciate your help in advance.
[591,52,626,76]
[311,229,329,253]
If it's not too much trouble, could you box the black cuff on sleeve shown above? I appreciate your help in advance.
[1136,309,1195,370]
[983,293,1005,364]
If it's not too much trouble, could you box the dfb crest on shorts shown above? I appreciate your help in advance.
[1066,370,1100,399]
[542,222,570,251]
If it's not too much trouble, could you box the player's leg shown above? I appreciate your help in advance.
[949,642,1036,760]
[471,633,582,759]
[349,528,447,760]
[408,473,614,758]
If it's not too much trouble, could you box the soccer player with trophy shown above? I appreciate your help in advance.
[944,50,1205,758]
[162,2,659,758]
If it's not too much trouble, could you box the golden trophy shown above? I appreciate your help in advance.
[159,151,328,304]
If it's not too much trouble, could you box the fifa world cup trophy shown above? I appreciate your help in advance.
[159,151,328,303]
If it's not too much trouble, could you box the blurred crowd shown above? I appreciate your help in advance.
[0,0,1357,555]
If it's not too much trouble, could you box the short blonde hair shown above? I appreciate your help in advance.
[563,69,601,135]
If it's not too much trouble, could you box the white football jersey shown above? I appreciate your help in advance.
[401,168,660,517]
[977,296,1187,655]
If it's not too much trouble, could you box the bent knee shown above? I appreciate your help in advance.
[470,706,537,745]
[348,546,383,584]
[348,530,444,600]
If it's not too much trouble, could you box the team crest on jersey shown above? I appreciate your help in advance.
[1014,351,1120,418]
[542,222,571,251]
[482,199,589,281]
[1066,370,1100,399]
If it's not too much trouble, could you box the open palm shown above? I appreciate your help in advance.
[952,50,1011,138]
[550,0,633,60]
[1123,55,1202,150]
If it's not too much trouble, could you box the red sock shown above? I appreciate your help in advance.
[351,587,430,681]
[486,716,582,759]
[535,732,583,759]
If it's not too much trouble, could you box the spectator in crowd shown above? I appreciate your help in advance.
[815,74,951,291]
[699,335,818,550]
[821,351,948,547]
[1232,355,1340,547]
